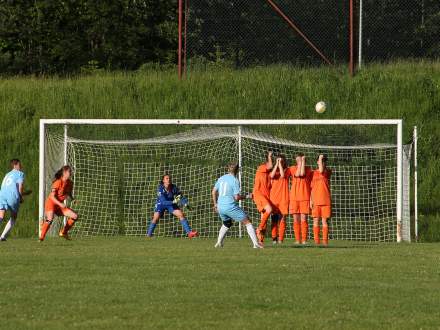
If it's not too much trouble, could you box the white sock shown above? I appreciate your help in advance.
[217,225,229,245]
[245,223,259,246]
[1,218,16,239]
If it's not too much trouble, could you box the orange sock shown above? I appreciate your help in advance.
[62,218,75,235]
[271,219,279,240]
[278,219,286,242]
[259,212,270,232]
[323,225,329,244]
[313,225,320,244]
[301,220,308,243]
[293,220,301,242]
[40,221,51,240]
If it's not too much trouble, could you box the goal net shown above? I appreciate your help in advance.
[40,120,412,242]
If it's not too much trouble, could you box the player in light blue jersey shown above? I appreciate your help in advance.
[0,159,31,241]
[212,162,263,248]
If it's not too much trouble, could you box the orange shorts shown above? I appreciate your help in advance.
[289,200,310,215]
[270,200,289,216]
[254,195,271,213]
[312,205,331,219]
[45,199,70,217]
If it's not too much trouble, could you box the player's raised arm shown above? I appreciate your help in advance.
[278,156,285,178]
[269,158,280,178]
[266,150,274,170]
[294,154,302,177]
[300,155,306,176]
[318,154,325,173]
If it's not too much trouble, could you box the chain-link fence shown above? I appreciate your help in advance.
[180,0,439,74]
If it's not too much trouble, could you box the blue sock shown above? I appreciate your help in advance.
[147,222,157,236]
[180,218,192,234]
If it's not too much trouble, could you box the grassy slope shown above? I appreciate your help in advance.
[0,61,439,239]
[0,238,439,329]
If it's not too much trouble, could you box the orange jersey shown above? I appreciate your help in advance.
[311,169,332,206]
[269,168,290,214]
[50,178,73,202]
[289,165,313,201]
[252,164,271,199]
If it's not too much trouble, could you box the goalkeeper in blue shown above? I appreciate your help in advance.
[212,162,263,249]
[0,159,31,241]
[147,174,198,238]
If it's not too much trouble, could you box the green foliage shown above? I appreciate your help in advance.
[1,238,440,329]
[0,61,438,240]
[0,0,177,74]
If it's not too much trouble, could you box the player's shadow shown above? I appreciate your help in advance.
[273,243,380,249]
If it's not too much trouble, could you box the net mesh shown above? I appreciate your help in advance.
[44,125,411,242]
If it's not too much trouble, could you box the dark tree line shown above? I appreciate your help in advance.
[0,0,177,74]
[0,0,438,74]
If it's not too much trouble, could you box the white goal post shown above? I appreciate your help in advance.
[39,119,414,242]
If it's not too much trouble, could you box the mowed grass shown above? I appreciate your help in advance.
[0,237,439,329]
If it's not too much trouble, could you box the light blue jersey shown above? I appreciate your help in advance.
[0,169,24,213]
[214,174,247,222]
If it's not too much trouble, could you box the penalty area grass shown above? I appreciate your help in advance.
[0,237,439,329]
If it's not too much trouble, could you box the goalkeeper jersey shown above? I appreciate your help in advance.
[156,184,181,206]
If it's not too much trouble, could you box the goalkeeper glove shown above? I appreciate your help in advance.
[173,195,182,205]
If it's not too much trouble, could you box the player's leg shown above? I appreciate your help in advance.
[147,212,161,237]
[0,210,17,241]
[0,209,5,227]
[278,215,286,243]
[59,208,78,239]
[313,217,320,245]
[293,213,301,244]
[40,210,55,241]
[300,213,308,244]
[242,218,262,248]
[256,203,272,243]
[320,206,331,245]
[321,218,329,245]
[271,214,279,244]
[215,217,232,248]
[173,209,198,238]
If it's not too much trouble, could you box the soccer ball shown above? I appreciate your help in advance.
[315,101,327,114]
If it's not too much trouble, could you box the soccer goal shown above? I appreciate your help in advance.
[39,119,415,242]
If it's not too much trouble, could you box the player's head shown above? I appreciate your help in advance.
[317,154,328,167]
[278,154,287,168]
[54,165,72,181]
[227,162,239,176]
[10,159,21,170]
[295,152,304,165]
[162,174,172,187]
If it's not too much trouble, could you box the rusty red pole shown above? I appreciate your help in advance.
[183,0,188,77]
[265,0,333,66]
[178,0,183,80]
[349,0,354,76]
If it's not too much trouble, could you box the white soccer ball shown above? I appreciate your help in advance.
[315,101,327,114]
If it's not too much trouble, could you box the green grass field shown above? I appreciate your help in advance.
[0,61,439,240]
[1,237,439,329]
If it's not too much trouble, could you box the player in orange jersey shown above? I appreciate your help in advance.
[269,154,290,244]
[39,165,78,241]
[289,153,313,244]
[252,150,274,244]
[310,154,332,246]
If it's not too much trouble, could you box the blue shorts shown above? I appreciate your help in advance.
[154,203,180,218]
[0,197,19,214]
[217,205,247,222]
